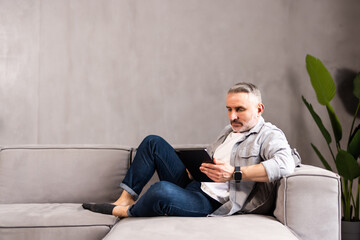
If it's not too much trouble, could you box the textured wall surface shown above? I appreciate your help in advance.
[0,0,359,168]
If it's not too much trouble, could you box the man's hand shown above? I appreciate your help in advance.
[200,159,235,182]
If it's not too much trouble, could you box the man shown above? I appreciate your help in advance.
[83,82,300,217]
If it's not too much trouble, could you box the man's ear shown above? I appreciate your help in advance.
[257,103,265,116]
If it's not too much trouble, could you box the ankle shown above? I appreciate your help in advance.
[112,205,129,218]
[113,191,135,206]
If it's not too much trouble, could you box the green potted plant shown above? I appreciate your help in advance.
[302,54,360,239]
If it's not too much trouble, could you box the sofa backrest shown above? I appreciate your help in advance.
[0,145,132,204]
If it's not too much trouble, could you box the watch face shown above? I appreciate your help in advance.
[234,171,242,181]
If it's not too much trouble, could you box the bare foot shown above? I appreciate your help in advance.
[112,205,130,218]
[113,190,135,206]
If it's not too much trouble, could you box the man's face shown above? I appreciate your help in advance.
[226,92,264,132]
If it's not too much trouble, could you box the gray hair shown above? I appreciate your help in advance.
[227,82,262,103]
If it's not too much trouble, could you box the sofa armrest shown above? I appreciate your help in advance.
[274,164,341,240]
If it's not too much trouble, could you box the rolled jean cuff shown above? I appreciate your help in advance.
[127,205,134,217]
[120,183,139,201]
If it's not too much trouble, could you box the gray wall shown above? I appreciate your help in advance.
[1,0,359,169]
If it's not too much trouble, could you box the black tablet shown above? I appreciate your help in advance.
[175,149,214,182]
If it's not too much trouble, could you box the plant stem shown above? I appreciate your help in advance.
[343,178,348,220]
[350,180,354,206]
[349,180,353,220]
[343,178,352,221]
[327,143,336,163]
[348,101,360,146]
[355,178,360,221]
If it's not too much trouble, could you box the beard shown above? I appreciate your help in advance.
[231,116,258,133]
[231,120,244,132]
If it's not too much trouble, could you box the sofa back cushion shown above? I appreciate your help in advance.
[0,145,131,204]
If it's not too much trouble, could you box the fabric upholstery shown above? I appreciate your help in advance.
[103,215,299,240]
[0,145,131,203]
[274,164,341,240]
[0,203,118,240]
[0,226,110,240]
[0,145,341,240]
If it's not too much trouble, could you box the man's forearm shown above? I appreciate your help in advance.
[200,160,270,183]
[240,163,269,182]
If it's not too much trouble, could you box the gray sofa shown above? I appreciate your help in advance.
[0,145,341,240]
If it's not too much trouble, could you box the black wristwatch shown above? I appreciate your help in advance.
[233,166,242,183]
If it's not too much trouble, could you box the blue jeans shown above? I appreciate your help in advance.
[120,135,221,217]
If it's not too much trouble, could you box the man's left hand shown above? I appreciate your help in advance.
[200,159,235,182]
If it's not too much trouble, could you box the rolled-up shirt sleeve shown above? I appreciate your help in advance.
[260,129,295,182]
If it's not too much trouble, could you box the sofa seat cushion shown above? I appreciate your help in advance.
[103,214,299,240]
[0,203,118,240]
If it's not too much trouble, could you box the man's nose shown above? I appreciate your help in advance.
[230,112,238,120]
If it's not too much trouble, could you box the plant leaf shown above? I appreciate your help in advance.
[348,126,360,160]
[302,96,332,144]
[311,143,333,171]
[306,54,336,105]
[326,103,342,144]
[354,72,360,99]
[336,150,360,180]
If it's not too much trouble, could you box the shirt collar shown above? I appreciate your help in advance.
[247,116,265,135]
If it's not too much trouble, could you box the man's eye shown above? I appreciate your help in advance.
[236,108,245,112]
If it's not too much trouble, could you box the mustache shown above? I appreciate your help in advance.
[231,120,243,125]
